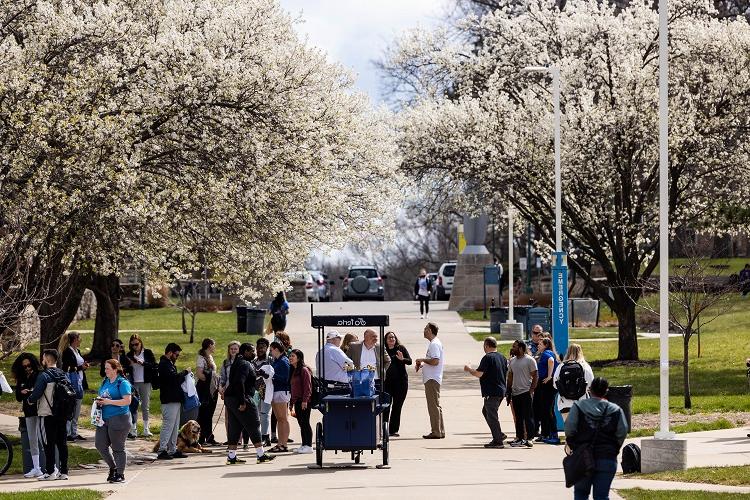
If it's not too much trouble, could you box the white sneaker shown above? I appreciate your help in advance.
[420,314,424,319]
[425,314,429,319]
[144,429,153,437]
[296,445,313,454]
[57,473,69,480]
[38,472,59,481]
[24,468,44,478]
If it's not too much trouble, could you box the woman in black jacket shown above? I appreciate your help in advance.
[59,332,89,441]
[11,353,45,478]
[384,331,412,437]
[126,334,157,437]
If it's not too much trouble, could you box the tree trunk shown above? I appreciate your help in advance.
[189,310,196,344]
[683,333,692,409]
[38,269,89,356]
[613,294,639,361]
[89,274,121,360]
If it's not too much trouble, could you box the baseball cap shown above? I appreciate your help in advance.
[326,330,343,340]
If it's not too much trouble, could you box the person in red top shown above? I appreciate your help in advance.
[289,349,313,454]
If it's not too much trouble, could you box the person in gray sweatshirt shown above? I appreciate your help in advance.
[564,377,628,500]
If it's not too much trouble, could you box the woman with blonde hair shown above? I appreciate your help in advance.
[553,343,594,420]
[196,338,220,446]
[125,333,157,437]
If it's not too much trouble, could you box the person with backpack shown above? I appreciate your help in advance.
[289,349,313,454]
[534,337,561,445]
[27,349,75,481]
[157,343,190,460]
[95,359,133,483]
[126,334,157,438]
[268,292,289,334]
[554,343,595,421]
[565,377,628,500]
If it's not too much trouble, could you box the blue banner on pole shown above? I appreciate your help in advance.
[551,251,569,432]
[483,266,500,285]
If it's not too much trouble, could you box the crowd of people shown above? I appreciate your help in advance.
[7,306,627,498]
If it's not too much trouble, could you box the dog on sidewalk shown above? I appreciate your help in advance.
[152,420,212,454]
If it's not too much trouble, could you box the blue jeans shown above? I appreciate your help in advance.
[574,458,617,500]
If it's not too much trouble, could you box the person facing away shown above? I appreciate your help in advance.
[157,343,191,460]
[464,336,508,448]
[27,349,70,481]
[268,291,289,333]
[553,343,595,420]
[315,330,353,384]
[415,322,445,439]
[565,377,628,500]
[414,268,433,319]
[507,340,538,448]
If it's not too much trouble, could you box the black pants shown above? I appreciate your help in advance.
[419,296,430,315]
[511,391,534,441]
[384,379,408,434]
[224,397,261,445]
[482,396,504,443]
[537,382,558,438]
[43,416,68,474]
[293,401,312,446]
[198,392,218,442]
[271,411,276,437]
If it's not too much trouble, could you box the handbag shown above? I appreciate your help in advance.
[67,371,84,399]
[562,407,609,488]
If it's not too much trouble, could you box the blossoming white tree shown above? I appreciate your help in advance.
[0,0,402,356]
[387,0,750,359]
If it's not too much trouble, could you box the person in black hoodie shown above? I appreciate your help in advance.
[126,334,157,438]
[224,343,274,465]
[11,353,45,478]
[27,349,70,481]
[156,343,190,460]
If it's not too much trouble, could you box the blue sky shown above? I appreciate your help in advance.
[278,0,447,104]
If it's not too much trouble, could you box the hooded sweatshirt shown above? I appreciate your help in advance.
[564,397,628,460]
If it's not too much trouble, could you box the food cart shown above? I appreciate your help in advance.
[311,312,391,468]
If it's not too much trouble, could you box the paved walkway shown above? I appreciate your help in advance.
[0,301,747,499]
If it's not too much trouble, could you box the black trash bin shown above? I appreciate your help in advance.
[236,305,247,333]
[490,307,508,333]
[245,308,266,335]
[607,385,633,432]
[527,307,552,338]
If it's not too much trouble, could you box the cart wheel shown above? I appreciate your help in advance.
[316,422,323,467]
[354,451,361,464]
[382,420,389,466]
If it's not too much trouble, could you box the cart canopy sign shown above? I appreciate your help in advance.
[311,316,390,328]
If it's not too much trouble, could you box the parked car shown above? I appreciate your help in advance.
[340,266,386,301]
[309,270,333,302]
[435,262,456,300]
[427,272,438,300]
[287,271,318,302]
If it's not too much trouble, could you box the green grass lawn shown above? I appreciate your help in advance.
[628,418,736,438]
[469,329,619,342]
[3,436,101,476]
[0,491,103,500]
[617,489,750,500]
[635,464,750,486]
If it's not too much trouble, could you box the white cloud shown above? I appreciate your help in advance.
[279,0,447,102]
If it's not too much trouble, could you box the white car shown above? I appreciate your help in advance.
[435,262,456,300]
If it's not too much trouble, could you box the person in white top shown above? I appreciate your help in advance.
[415,322,445,439]
[553,343,595,420]
[315,331,353,384]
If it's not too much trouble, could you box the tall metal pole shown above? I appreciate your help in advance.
[552,67,561,252]
[508,205,514,321]
[655,0,674,440]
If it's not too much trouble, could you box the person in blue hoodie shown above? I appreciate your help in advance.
[268,341,290,453]
[565,377,628,500]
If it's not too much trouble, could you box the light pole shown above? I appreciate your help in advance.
[508,204,515,321]
[522,65,568,357]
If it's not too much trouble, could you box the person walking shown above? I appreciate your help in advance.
[414,268,433,319]
[464,337,508,448]
[268,292,289,334]
[196,338,220,446]
[95,359,133,483]
[157,343,190,460]
[554,343,595,421]
[99,339,135,439]
[223,343,275,465]
[415,322,445,439]
[507,340,538,448]
[565,377,628,500]
[11,353,45,478]
[252,338,273,446]
[27,349,70,480]
[59,332,89,441]
[126,334,156,437]
[268,341,291,453]
[347,329,391,390]
[535,337,561,445]
[384,331,411,437]
[289,349,313,454]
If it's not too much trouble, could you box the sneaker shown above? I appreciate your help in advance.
[508,438,522,446]
[389,432,400,437]
[523,440,534,448]
[288,438,294,443]
[499,432,508,442]
[509,440,526,448]
[257,453,276,464]
[422,433,441,439]
[106,468,116,482]
[127,433,136,440]
[296,445,314,454]
[420,314,424,319]
[226,456,247,465]
[533,436,546,443]
[484,441,505,449]
[24,468,44,478]
[75,435,86,441]
[156,451,173,460]
[544,437,562,445]
[171,451,188,459]
[271,436,278,444]
[111,473,125,483]
[144,430,154,437]
[38,473,58,481]
[57,473,69,480]
[66,436,75,442]
[242,444,249,451]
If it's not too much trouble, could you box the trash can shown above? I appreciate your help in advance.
[607,385,633,432]
[527,307,552,338]
[245,308,266,335]
[514,306,532,335]
[236,305,247,333]
[490,307,508,333]
[569,298,599,326]
[19,416,46,474]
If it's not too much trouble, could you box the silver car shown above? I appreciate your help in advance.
[340,266,386,301]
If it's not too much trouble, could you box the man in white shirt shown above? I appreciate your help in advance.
[316,331,353,384]
[415,322,445,439]
[347,329,391,384]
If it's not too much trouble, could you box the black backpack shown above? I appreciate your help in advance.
[557,361,588,400]
[44,372,77,421]
[621,443,641,474]
[149,365,161,390]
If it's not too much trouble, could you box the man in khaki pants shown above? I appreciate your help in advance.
[415,323,445,439]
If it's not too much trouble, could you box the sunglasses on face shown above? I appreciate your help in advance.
[22,363,32,370]
[112,343,122,348]
[130,343,140,348]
